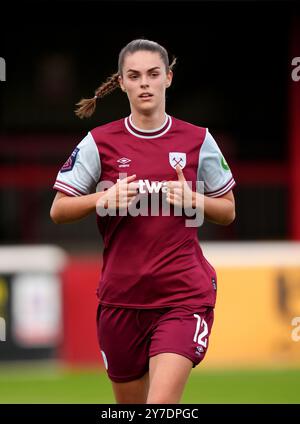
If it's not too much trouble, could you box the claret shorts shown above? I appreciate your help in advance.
[96,304,214,383]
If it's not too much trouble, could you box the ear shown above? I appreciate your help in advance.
[166,70,173,88]
[118,75,126,92]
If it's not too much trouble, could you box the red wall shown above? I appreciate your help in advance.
[59,256,104,367]
[289,15,300,240]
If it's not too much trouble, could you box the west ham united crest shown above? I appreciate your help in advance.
[169,152,186,170]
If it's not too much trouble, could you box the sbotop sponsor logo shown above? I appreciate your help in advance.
[291,57,300,82]
[291,317,300,342]
[96,174,204,227]
[0,57,6,81]
[0,317,6,341]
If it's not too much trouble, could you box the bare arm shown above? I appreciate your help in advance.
[192,190,235,226]
[50,191,105,224]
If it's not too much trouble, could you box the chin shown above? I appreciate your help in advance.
[137,103,156,113]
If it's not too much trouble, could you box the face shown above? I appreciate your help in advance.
[118,51,173,115]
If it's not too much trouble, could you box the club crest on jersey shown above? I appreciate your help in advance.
[169,152,186,170]
[60,147,80,173]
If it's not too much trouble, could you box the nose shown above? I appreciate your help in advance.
[140,75,149,88]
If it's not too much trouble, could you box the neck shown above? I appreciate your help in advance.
[130,108,167,130]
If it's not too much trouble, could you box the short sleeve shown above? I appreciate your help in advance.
[53,132,101,196]
[197,129,236,197]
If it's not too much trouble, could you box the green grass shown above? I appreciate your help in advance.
[182,368,300,403]
[0,365,299,404]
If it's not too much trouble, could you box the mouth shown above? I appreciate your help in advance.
[138,93,153,99]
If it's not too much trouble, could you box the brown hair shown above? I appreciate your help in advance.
[75,39,177,119]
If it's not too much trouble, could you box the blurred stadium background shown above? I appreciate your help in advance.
[0,0,300,403]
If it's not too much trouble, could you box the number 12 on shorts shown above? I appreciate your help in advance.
[193,314,208,348]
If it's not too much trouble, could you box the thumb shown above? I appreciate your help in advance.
[176,165,186,182]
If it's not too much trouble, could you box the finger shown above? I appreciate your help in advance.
[127,182,140,190]
[127,185,140,195]
[167,181,181,190]
[168,191,183,203]
[127,190,138,198]
[166,194,180,205]
[166,192,175,202]
[173,187,183,195]
[119,174,137,183]
[127,190,139,197]
[119,181,138,190]
[166,184,175,194]
[167,187,182,197]
[119,183,138,193]
[176,165,186,182]
[165,195,173,204]
[119,196,136,207]
[167,191,175,198]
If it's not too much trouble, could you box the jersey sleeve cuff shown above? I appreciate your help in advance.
[205,177,236,198]
[53,180,84,197]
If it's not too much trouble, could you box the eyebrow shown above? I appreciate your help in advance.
[126,67,161,73]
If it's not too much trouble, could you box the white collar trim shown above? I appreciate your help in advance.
[125,114,172,139]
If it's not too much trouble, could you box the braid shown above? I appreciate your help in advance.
[169,56,177,71]
[94,71,120,98]
[75,72,119,119]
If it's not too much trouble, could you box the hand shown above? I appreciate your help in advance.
[166,165,194,208]
[96,174,139,213]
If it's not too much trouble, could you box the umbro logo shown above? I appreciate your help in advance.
[117,157,131,168]
[195,345,204,356]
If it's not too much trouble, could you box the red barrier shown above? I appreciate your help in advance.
[59,256,103,367]
[288,15,300,240]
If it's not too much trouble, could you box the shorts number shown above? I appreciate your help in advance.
[193,314,208,348]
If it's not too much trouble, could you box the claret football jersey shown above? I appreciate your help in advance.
[53,114,236,308]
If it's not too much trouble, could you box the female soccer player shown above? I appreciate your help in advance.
[50,39,236,404]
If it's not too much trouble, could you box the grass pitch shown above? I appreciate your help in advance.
[0,364,299,404]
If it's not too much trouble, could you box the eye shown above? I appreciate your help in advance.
[129,75,138,79]
[151,73,159,77]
